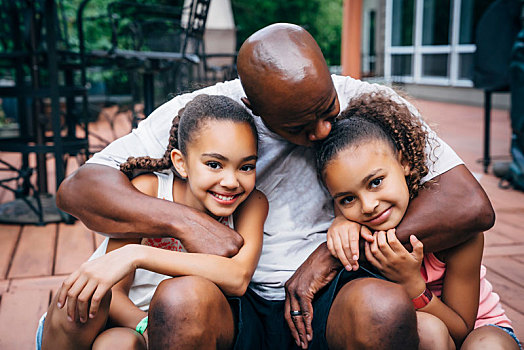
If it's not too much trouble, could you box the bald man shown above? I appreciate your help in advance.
[47,23,493,349]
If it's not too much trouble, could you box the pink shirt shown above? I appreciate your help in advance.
[420,253,512,329]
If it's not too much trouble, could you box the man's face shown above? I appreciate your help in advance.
[258,82,340,147]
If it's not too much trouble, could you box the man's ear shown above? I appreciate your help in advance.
[171,149,187,179]
[241,97,259,116]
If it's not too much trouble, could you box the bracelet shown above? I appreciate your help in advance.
[135,316,148,335]
[412,287,433,310]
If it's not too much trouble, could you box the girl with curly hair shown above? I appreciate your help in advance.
[46,94,268,349]
[316,92,520,350]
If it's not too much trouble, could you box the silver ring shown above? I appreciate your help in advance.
[290,310,302,316]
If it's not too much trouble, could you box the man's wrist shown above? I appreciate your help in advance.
[319,242,343,271]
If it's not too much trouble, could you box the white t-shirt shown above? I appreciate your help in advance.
[87,76,463,300]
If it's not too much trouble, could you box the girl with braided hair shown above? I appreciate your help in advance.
[316,92,520,350]
[51,94,268,349]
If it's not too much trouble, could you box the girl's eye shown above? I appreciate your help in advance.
[370,177,383,188]
[339,196,355,206]
[206,161,221,169]
[240,164,256,172]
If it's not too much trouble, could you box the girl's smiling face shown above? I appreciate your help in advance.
[172,120,258,219]
[323,140,411,231]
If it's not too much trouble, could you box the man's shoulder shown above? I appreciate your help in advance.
[147,79,245,121]
[160,79,243,107]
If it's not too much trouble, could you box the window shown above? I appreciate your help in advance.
[422,0,451,45]
[391,0,415,46]
[385,0,495,86]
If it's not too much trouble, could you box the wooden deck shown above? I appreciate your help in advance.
[0,99,523,348]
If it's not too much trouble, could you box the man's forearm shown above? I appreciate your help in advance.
[57,164,243,256]
[58,164,189,237]
[396,165,495,252]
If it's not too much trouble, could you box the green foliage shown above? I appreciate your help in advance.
[231,0,343,66]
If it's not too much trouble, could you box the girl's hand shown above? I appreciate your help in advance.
[364,230,426,297]
[56,245,139,323]
[327,217,375,271]
[327,217,364,271]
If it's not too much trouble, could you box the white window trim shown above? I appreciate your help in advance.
[385,0,477,87]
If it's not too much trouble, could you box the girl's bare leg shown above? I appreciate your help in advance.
[461,325,520,350]
[41,290,111,350]
[93,327,146,350]
[416,311,455,350]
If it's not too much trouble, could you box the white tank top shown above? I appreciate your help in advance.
[90,171,234,311]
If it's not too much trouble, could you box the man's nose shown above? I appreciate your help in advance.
[308,119,332,142]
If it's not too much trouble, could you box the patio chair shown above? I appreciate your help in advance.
[473,0,521,173]
[0,0,90,224]
[78,0,211,117]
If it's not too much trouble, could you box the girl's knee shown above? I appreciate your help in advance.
[462,325,520,350]
[417,312,454,350]
[93,327,146,350]
[42,291,111,349]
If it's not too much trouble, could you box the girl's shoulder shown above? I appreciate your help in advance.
[130,173,159,197]
[246,189,268,207]
[233,189,268,219]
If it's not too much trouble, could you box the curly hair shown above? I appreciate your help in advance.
[120,94,258,179]
[316,91,431,199]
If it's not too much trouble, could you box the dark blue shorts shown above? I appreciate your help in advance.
[230,266,384,350]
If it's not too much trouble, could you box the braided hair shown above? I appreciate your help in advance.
[120,94,258,179]
[316,91,434,199]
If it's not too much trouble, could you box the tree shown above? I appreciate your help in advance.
[231,0,343,66]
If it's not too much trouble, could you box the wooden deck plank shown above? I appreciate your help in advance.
[55,222,96,275]
[10,275,64,292]
[0,280,9,295]
[484,230,513,246]
[0,288,49,349]
[482,265,524,320]
[0,225,21,279]
[483,257,524,289]
[484,243,524,258]
[501,303,524,341]
[8,225,56,279]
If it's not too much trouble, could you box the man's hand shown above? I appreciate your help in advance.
[175,210,244,256]
[284,243,341,349]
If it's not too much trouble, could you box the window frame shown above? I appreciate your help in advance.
[385,0,476,87]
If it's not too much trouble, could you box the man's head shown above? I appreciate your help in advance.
[237,23,340,146]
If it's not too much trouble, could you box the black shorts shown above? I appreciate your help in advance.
[230,266,385,350]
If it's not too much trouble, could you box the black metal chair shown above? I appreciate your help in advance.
[473,0,521,173]
[78,0,211,117]
[0,0,90,224]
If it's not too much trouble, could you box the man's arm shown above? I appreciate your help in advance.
[56,164,243,257]
[395,164,495,252]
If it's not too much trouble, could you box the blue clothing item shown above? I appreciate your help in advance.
[35,312,46,350]
[488,324,522,349]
